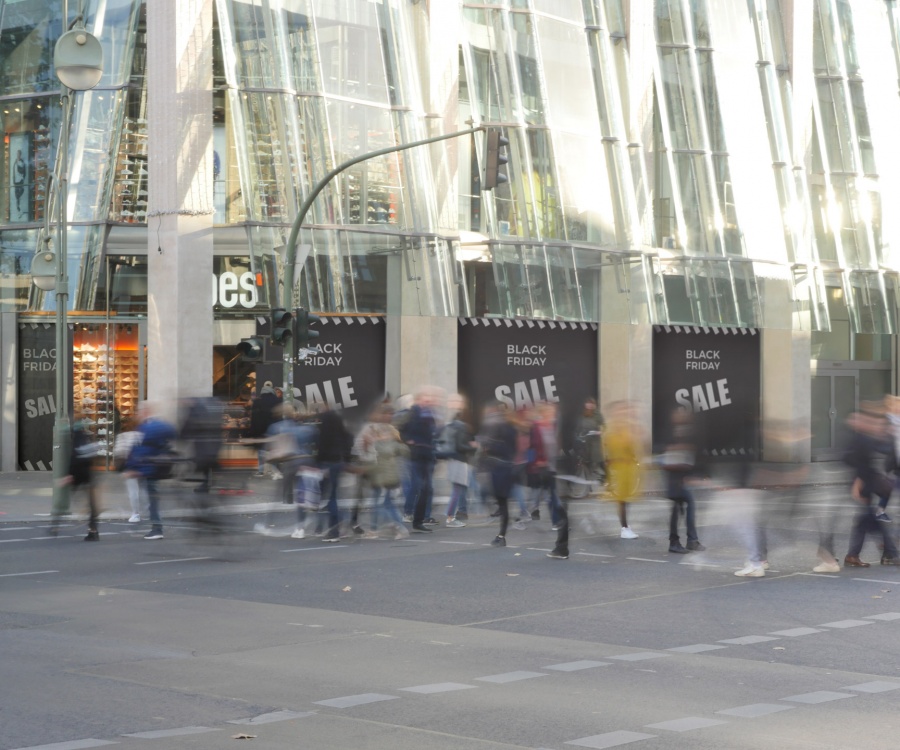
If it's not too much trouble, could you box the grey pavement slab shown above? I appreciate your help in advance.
[544,660,610,671]
[841,681,900,693]
[716,703,795,718]
[717,635,780,645]
[399,682,478,694]
[864,612,900,620]
[608,652,669,661]
[644,717,728,732]
[768,627,823,637]
[312,693,399,708]
[565,731,657,748]
[780,691,856,704]
[818,619,875,629]
[666,643,728,653]
[474,670,548,683]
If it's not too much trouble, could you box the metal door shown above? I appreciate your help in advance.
[811,369,858,460]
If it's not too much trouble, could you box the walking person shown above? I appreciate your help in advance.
[843,408,900,567]
[602,401,644,538]
[316,407,353,542]
[400,387,442,533]
[57,416,102,540]
[478,402,518,547]
[125,403,178,540]
[113,416,143,523]
[247,381,280,478]
[363,404,410,538]
[660,406,705,554]
[442,398,476,528]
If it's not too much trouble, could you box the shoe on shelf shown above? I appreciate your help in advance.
[843,555,870,568]
[143,529,164,540]
[128,514,141,523]
[546,548,569,560]
[411,524,433,533]
[290,528,306,539]
[813,560,841,573]
[881,556,900,566]
[84,530,99,542]
[875,512,892,522]
[734,563,765,577]
[620,527,638,540]
[668,542,689,554]
[490,535,506,547]
[686,540,706,551]
[446,518,466,528]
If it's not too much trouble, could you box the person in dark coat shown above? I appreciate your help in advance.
[248,381,280,476]
[316,407,353,541]
[56,416,101,540]
[180,397,224,494]
[477,402,518,547]
[400,387,442,533]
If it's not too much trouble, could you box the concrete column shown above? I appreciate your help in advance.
[599,322,653,436]
[761,328,811,462]
[0,312,17,471]
[385,313,458,401]
[146,0,214,408]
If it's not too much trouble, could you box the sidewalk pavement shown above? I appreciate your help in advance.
[0,461,851,526]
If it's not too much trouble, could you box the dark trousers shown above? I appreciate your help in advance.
[847,503,899,559]
[410,459,434,526]
[669,490,698,543]
[552,498,569,554]
[320,462,343,537]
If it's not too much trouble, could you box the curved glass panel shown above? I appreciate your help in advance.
[0,227,38,311]
[0,3,63,95]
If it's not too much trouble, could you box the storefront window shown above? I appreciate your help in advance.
[0,3,62,96]
[0,227,37,311]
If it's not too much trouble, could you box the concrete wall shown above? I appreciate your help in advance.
[761,328,811,462]
[1,312,17,471]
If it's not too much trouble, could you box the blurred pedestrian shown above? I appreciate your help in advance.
[125,402,178,540]
[478,402,518,547]
[660,406,705,554]
[442,397,476,528]
[55,416,102,540]
[602,401,643,538]
[316,407,353,541]
[400,386,442,533]
[363,404,409,538]
[113,416,143,523]
[248,380,280,478]
[180,396,224,495]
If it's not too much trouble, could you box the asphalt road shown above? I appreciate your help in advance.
[3,487,900,750]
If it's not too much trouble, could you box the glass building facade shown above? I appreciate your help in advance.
[2,0,900,465]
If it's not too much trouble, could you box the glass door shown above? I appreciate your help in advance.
[811,369,858,460]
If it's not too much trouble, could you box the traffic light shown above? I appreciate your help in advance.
[236,336,264,362]
[269,308,293,347]
[294,308,321,350]
[482,127,509,191]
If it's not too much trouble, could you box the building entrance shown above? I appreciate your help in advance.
[811,369,857,461]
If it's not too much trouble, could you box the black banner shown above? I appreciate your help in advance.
[652,325,760,457]
[457,317,598,450]
[257,315,386,429]
[18,322,73,470]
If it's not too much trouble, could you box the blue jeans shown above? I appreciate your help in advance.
[669,488,699,543]
[146,478,162,529]
[372,487,404,528]
[320,462,343,537]
[447,482,468,518]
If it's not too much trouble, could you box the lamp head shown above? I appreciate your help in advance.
[31,251,58,292]
[54,29,103,90]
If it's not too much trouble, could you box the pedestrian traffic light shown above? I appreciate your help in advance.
[269,308,293,347]
[236,336,264,362]
[294,308,321,350]
[482,127,509,191]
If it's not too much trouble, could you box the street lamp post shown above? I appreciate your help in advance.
[31,10,102,517]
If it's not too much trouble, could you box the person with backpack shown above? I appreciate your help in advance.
[125,403,178,540]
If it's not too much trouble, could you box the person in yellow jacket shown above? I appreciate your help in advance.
[602,401,643,539]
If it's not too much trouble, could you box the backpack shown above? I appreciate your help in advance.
[435,423,457,459]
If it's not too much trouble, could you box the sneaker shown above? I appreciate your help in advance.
[290,528,306,539]
[530,509,541,521]
[551,524,561,531]
[403,513,413,523]
[143,530,164,540]
[411,524,433,533]
[393,525,410,540]
[322,534,341,543]
[446,519,466,528]
[813,561,840,573]
[668,542,689,554]
[84,530,99,542]
[876,512,892,522]
[128,514,141,523]
[686,540,706,551]
[423,518,439,526]
[546,549,568,559]
[734,564,765,577]
[491,535,506,547]
[512,520,528,531]
[620,527,638,539]
[352,525,365,535]
[270,470,283,480]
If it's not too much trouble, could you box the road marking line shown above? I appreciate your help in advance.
[0,538,27,543]
[718,635,780,645]
[281,545,349,552]
[134,557,212,565]
[545,660,610,671]
[565,730,657,748]
[667,644,727,653]
[0,570,59,577]
[12,740,118,750]
[854,578,900,586]
[679,561,721,567]
[399,682,477,694]
[608,652,669,661]
[123,727,217,738]
[865,612,900,620]
[475,671,548,683]
[842,681,900,693]
[645,716,727,732]
[768,627,823,637]
[716,703,794,718]
[781,690,855,704]
[798,572,839,578]
[229,710,316,725]
[439,540,475,545]
[0,526,32,531]
[313,693,398,708]
[819,619,875,629]
[575,552,615,558]
[626,557,667,563]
